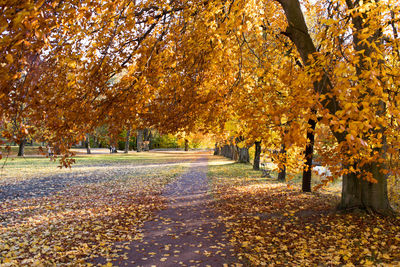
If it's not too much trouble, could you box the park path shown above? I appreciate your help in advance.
[113,156,239,267]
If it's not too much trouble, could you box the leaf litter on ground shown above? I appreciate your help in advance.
[0,152,192,266]
[208,158,400,266]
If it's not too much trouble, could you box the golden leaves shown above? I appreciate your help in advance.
[5,54,13,64]
[0,154,187,265]
[209,161,400,266]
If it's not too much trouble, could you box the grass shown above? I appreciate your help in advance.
[0,151,200,183]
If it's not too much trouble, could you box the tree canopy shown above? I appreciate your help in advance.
[1,0,400,213]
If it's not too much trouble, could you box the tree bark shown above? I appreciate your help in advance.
[277,143,287,182]
[17,137,26,157]
[253,141,261,170]
[221,145,227,157]
[277,0,393,213]
[302,118,316,192]
[338,162,393,215]
[137,129,143,152]
[85,134,91,154]
[143,128,151,151]
[231,144,238,161]
[214,143,220,155]
[223,144,229,158]
[184,139,189,151]
[238,146,250,163]
[125,129,130,153]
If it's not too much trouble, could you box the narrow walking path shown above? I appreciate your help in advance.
[114,156,238,266]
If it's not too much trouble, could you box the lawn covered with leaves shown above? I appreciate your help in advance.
[0,152,191,266]
[208,157,400,266]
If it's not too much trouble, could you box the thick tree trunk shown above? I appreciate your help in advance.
[277,0,393,213]
[137,129,143,152]
[184,139,189,151]
[277,144,286,182]
[302,118,316,192]
[253,141,261,170]
[85,134,91,154]
[125,129,130,153]
[338,162,393,215]
[238,147,250,163]
[17,137,26,157]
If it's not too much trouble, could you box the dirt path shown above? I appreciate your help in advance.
[111,156,239,266]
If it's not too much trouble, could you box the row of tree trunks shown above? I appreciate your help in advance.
[214,140,287,183]
[214,141,251,164]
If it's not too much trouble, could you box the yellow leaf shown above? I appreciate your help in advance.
[6,54,13,63]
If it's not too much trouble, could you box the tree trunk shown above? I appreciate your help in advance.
[221,145,226,157]
[223,144,231,159]
[17,137,26,157]
[302,118,316,192]
[222,144,228,157]
[338,162,393,215]
[85,134,91,154]
[125,129,130,153]
[277,0,393,213]
[253,141,261,170]
[231,144,238,161]
[214,143,220,155]
[184,139,189,151]
[238,147,250,163]
[143,128,150,151]
[137,129,143,152]
[277,143,287,182]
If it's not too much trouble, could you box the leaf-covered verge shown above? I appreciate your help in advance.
[0,152,191,266]
[208,157,400,266]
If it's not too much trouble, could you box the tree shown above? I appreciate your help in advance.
[125,128,131,153]
[136,129,143,152]
[184,139,189,151]
[276,0,398,213]
[253,141,262,170]
[85,134,91,154]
